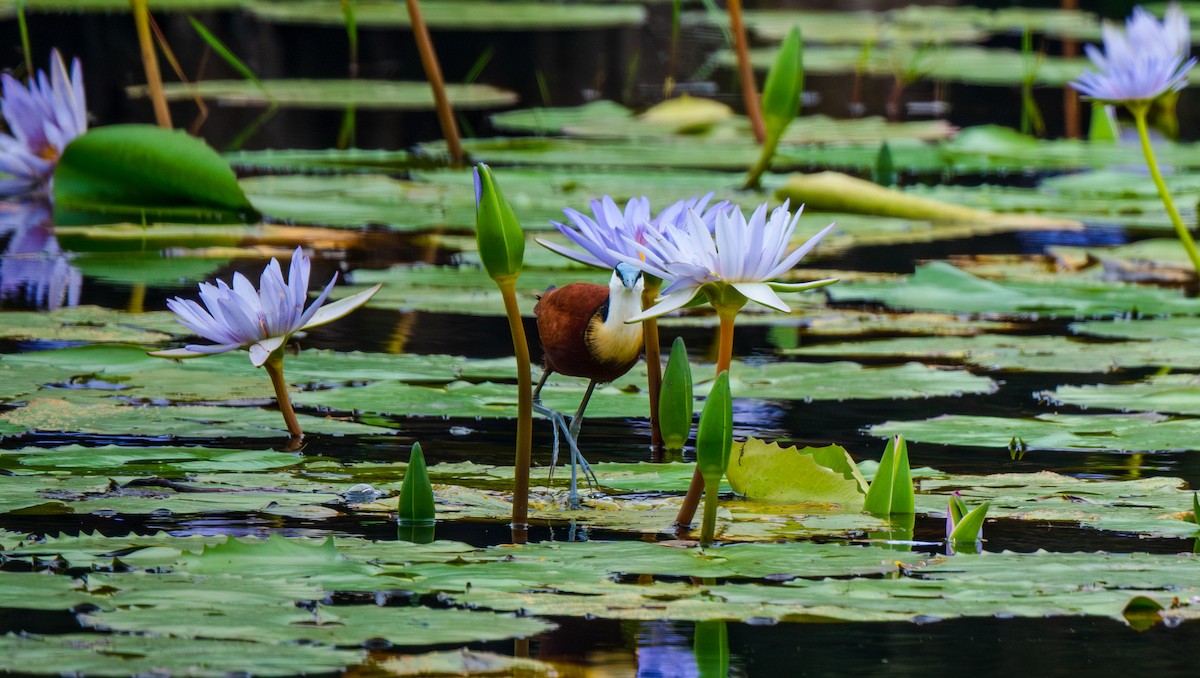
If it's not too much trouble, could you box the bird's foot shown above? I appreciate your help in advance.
[533,402,597,505]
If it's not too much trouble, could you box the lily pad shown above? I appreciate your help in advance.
[869,412,1200,453]
[247,0,645,30]
[128,79,518,110]
[1044,375,1200,417]
[0,399,394,438]
[725,439,868,507]
[0,306,179,343]
[828,261,1200,318]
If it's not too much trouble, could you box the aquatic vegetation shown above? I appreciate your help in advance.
[1070,2,1200,273]
[0,49,86,196]
[472,163,533,534]
[946,491,990,554]
[150,247,380,437]
[862,435,915,516]
[658,336,693,456]
[623,199,836,526]
[697,371,732,547]
[538,192,723,447]
[745,27,803,189]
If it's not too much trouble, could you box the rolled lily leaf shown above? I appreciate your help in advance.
[658,337,694,452]
[52,124,259,224]
[472,163,525,283]
[398,442,436,525]
[1088,102,1120,143]
[862,434,915,516]
[760,27,803,142]
[948,501,990,550]
[1190,492,1198,525]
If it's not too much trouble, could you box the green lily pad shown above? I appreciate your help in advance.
[0,399,394,438]
[1044,375,1200,417]
[491,101,954,142]
[227,148,419,174]
[721,44,1088,86]
[0,0,244,9]
[0,634,364,678]
[869,412,1200,453]
[247,0,645,30]
[0,306,179,343]
[5,444,301,474]
[725,439,868,507]
[784,333,1200,373]
[128,79,518,110]
[1071,316,1200,341]
[828,262,1200,318]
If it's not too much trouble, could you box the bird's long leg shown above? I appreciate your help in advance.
[567,381,601,490]
[531,368,562,479]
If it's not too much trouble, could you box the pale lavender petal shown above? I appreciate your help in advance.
[301,283,382,331]
[536,237,609,268]
[296,272,339,329]
[731,281,791,313]
[626,288,700,323]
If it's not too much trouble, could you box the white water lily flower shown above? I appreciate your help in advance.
[537,193,727,269]
[1071,3,1195,104]
[621,201,836,322]
[151,247,381,367]
[0,49,87,196]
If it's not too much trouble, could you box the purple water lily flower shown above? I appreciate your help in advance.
[0,50,87,196]
[151,247,381,367]
[620,200,837,322]
[536,193,728,270]
[1071,3,1195,104]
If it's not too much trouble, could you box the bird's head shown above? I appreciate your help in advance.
[612,262,644,295]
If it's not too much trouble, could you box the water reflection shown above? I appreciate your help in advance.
[0,201,81,310]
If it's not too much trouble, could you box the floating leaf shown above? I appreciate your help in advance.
[127,79,517,110]
[725,438,867,508]
[53,124,258,224]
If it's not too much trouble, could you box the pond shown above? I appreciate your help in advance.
[3,0,1200,675]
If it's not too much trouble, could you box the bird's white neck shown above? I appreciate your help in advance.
[590,274,644,365]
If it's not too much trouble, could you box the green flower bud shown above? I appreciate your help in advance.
[696,371,733,487]
[473,163,525,282]
[658,337,694,452]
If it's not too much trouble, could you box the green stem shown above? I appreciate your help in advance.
[16,0,31,80]
[643,280,664,450]
[699,479,720,547]
[675,311,736,528]
[406,0,463,168]
[499,281,533,539]
[743,132,780,191]
[1132,105,1200,275]
[263,355,302,438]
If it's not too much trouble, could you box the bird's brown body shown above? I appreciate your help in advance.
[535,282,643,384]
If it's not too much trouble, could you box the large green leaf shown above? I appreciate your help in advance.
[52,125,259,225]
[724,439,867,507]
[246,0,645,30]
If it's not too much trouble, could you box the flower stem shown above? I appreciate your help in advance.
[743,132,780,191]
[675,311,736,528]
[130,0,172,129]
[643,280,664,451]
[1132,105,1200,275]
[699,479,720,547]
[263,355,302,438]
[728,0,765,144]
[406,0,464,168]
[499,280,533,542]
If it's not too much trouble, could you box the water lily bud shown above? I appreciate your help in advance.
[863,434,915,516]
[473,163,525,283]
[398,442,435,525]
[760,27,803,142]
[696,371,733,486]
[873,141,895,187]
[659,337,694,452]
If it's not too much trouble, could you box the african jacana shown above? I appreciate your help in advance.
[533,262,645,506]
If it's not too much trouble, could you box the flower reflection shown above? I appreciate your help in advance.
[0,200,81,310]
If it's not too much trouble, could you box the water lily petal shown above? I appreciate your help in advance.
[301,283,383,331]
[626,288,699,323]
[249,335,288,368]
[731,281,791,313]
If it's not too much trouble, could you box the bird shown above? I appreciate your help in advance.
[533,262,645,507]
